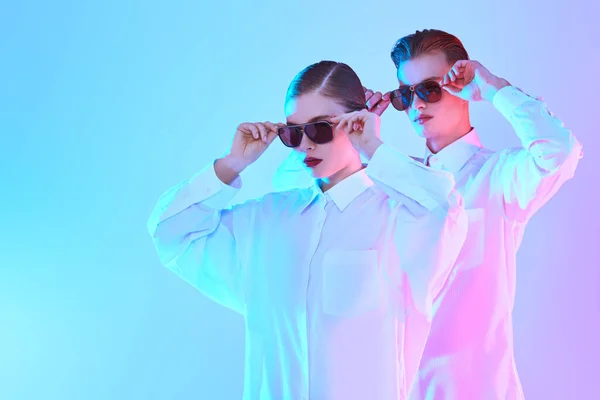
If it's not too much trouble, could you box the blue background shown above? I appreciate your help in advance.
[1,1,597,398]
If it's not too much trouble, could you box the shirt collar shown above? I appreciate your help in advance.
[323,167,374,211]
[424,128,483,173]
[302,167,374,212]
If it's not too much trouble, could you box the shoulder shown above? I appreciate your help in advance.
[244,186,315,212]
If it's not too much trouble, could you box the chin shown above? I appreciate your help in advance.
[303,164,326,179]
[414,124,445,141]
[411,123,427,138]
[309,169,328,179]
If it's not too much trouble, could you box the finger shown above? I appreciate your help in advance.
[375,92,392,112]
[247,124,260,140]
[256,123,269,142]
[448,69,457,82]
[263,121,279,134]
[344,114,355,132]
[353,110,370,130]
[238,122,253,136]
[441,74,450,86]
[366,91,383,111]
[452,60,468,70]
[451,65,465,81]
[344,112,364,133]
[331,112,352,124]
[257,122,281,146]
[374,98,391,116]
[348,116,364,133]
[266,127,279,144]
[335,115,349,130]
[335,115,351,133]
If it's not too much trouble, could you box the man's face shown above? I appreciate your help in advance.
[396,51,468,141]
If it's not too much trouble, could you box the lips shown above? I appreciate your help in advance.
[414,115,433,124]
[304,157,322,167]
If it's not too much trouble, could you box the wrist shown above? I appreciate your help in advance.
[359,137,383,160]
[221,154,249,174]
[483,76,510,102]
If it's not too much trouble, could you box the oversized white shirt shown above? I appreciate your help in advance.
[147,143,468,400]
[409,86,583,400]
[271,86,583,399]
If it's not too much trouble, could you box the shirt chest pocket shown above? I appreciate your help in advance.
[321,249,381,317]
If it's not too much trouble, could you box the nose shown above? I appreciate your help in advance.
[296,132,316,152]
[410,90,426,111]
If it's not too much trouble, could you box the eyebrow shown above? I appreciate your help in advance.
[287,114,332,126]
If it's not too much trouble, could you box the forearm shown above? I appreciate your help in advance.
[493,85,581,171]
[489,86,582,220]
[147,163,246,312]
[366,143,456,212]
[395,190,467,318]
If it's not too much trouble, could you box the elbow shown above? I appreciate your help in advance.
[531,132,583,175]
[148,218,190,270]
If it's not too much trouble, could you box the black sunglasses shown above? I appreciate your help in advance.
[390,80,443,111]
[278,121,334,148]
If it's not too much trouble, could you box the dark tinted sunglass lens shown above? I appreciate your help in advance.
[278,126,302,147]
[305,122,333,144]
[390,90,407,111]
[400,88,413,109]
[417,81,442,103]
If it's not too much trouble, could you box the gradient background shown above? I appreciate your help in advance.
[1,1,598,399]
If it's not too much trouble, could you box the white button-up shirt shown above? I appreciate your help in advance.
[409,86,583,400]
[147,144,468,399]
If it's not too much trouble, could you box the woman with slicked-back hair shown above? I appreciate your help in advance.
[147,60,467,399]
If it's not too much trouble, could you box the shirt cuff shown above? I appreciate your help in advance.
[366,143,452,211]
[492,86,536,119]
[190,160,241,209]
[159,161,241,221]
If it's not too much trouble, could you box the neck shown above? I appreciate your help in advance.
[426,115,472,154]
[320,157,364,192]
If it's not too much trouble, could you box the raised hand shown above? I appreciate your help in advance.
[439,60,510,102]
[216,122,280,184]
[331,109,383,159]
[364,86,392,116]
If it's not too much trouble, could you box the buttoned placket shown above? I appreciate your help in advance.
[298,192,329,400]
[427,155,442,169]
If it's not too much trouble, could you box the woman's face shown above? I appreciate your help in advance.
[284,91,361,180]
